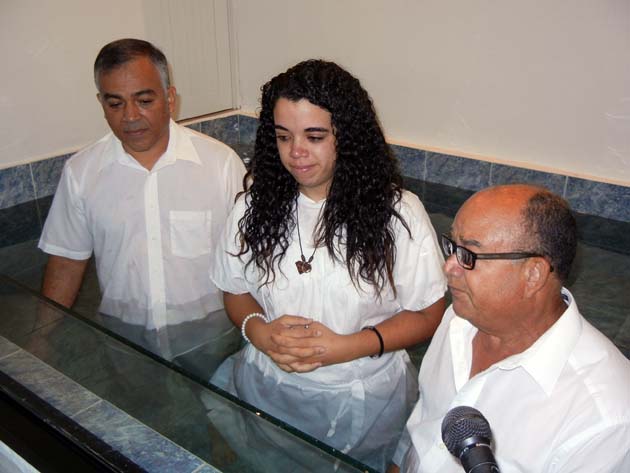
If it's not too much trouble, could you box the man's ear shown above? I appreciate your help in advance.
[523,257,552,297]
[167,86,176,114]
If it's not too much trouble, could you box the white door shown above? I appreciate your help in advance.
[143,0,235,120]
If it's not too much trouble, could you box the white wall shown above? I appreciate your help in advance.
[0,0,234,169]
[0,1,145,167]
[233,0,630,186]
[3,1,629,185]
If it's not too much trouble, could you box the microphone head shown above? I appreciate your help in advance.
[441,406,493,457]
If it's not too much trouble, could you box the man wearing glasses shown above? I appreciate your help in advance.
[392,184,630,472]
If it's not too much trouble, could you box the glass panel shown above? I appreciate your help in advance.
[3,179,629,472]
[0,275,373,472]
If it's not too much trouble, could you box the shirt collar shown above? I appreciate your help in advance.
[449,313,477,390]
[98,119,201,173]
[449,288,582,397]
[297,191,326,209]
[515,288,582,396]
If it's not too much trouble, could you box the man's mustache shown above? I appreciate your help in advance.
[123,122,146,132]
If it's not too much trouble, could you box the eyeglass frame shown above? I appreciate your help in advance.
[440,234,553,272]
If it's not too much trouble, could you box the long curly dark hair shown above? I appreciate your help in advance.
[237,59,408,295]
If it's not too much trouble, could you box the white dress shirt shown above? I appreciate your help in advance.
[39,120,246,330]
[210,190,447,472]
[400,288,630,473]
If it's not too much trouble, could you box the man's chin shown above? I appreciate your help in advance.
[121,139,155,154]
[451,300,470,319]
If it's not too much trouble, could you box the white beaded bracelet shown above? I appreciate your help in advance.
[241,312,269,344]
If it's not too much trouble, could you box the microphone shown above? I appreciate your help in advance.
[441,406,501,473]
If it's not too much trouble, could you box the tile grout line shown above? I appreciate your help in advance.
[562,175,569,199]
[71,398,103,419]
[28,163,44,229]
[422,150,428,182]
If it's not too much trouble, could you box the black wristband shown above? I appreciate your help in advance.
[362,325,384,359]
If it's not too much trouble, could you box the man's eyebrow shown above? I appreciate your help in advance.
[102,93,122,101]
[102,89,157,100]
[132,89,157,97]
[460,237,482,248]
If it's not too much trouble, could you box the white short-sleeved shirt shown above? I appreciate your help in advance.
[39,120,246,330]
[400,289,630,473]
[210,190,447,471]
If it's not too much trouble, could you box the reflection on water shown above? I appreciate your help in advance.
[0,277,372,472]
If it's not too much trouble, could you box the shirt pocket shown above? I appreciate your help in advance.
[169,210,212,258]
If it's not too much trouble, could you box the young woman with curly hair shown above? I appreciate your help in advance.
[210,60,446,471]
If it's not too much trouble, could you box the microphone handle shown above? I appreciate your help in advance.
[461,444,500,473]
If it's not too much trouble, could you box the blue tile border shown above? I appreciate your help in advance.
[194,466,223,473]
[392,145,425,180]
[185,122,202,133]
[0,335,217,473]
[1,113,629,223]
[0,164,35,209]
[31,154,71,199]
[74,401,216,473]
[425,151,492,191]
[0,336,20,359]
[238,115,259,145]
[199,115,239,147]
[0,348,103,417]
[565,177,630,222]
[489,163,567,196]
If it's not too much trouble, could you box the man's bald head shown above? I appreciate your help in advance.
[458,184,577,282]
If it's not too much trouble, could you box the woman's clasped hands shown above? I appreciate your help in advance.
[252,315,347,373]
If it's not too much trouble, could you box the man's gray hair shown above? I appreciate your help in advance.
[94,38,170,91]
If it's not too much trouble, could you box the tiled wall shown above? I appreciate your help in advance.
[394,146,629,222]
[1,113,628,251]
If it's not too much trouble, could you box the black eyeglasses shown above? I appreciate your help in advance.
[440,234,553,271]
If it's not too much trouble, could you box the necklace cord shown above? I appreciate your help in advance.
[295,200,317,264]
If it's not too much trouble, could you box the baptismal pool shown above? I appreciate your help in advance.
[0,178,628,472]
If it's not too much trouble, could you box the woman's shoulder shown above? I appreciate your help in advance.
[397,189,429,219]
[393,189,436,239]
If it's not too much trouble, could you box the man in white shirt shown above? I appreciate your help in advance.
[391,184,630,472]
[38,39,246,372]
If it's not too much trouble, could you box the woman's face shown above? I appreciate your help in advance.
[273,98,337,202]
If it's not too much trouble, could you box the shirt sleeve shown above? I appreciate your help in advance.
[38,161,93,260]
[392,191,447,310]
[222,149,247,206]
[210,194,251,295]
